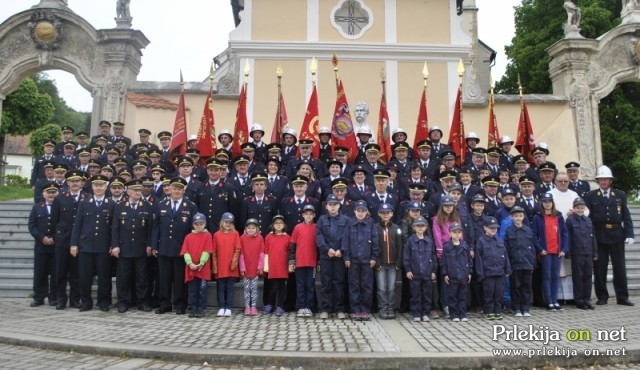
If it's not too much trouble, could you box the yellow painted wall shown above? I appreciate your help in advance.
[396,1,451,44]
[252,1,307,41]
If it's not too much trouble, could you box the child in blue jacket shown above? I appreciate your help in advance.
[403,216,437,322]
[476,216,512,320]
[441,221,472,322]
[342,200,380,321]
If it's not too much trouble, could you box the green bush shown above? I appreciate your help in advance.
[5,175,29,188]
[29,123,61,157]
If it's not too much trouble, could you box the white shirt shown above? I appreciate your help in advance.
[548,188,589,219]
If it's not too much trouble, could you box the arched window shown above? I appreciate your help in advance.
[331,0,373,39]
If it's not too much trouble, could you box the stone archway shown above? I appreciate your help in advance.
[0,0,149,134]
[547,5,640,180]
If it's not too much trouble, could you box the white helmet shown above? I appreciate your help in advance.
[283,127,298,140]
[538,142,549,150]
[356,126,373,136]
[250,123,264,135]
[499,135,514,145]
[392,127,407,138]
[319,126,331,135]
[466,131,480,142]
[429,126,443,135]
[188,134,197,141]
[218,129,233,140]
[595,165,614,179]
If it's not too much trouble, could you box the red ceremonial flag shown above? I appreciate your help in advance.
[331,80,359,163]
[195,89,217,158]
[270,91,288,144]
[515,99,536,164]
[447,85,466,166]
[487,92,501,148]
[298,85,320,158]
[413,89,429,155]
[377,86,392,164]
[169,87,188,159]
[232,84,249,157]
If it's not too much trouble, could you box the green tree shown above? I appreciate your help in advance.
[29,124,62,157]
[496,0,640,193]
[32,73,90,132]
[1,77,54,136]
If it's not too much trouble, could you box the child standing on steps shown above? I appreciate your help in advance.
[212,212,241,317]
[181,213,213,318]
[239,218,264,316]
[264,214,290,316]
[403,216,436,322]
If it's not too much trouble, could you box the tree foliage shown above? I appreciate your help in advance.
[32,73,90,132]
[496,0,640,193]
[1,77,54,136]
[29,124,62,157]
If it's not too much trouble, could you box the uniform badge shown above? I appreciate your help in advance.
[182,216,188,223]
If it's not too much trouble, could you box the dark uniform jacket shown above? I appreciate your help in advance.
[403,234,437,278]
[31,155,58,187]
[475,234,511,279]
[503,224,538,271]
[111,200,154,258]
[565,213,597,257]
[28,202,56,253]
[51,191,86,247]
[440,240,473,281]
[364,192,399,222]
[584,188,633,245]
[316,212,350,259]
[70,197,115,253]
[266,175,289,201]
[341,217,380,264]
[376,221,403,269]
[568,180,590,199]
[151,198,198,257]
[195,180,235,234]
[241,194,279,236]
[279,196,320,232]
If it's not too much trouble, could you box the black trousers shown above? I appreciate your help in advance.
[571,254,593,305]
[268,278,287,308]
[79,252,111,308]
[145,255,160,306]
[116,256,148,308]
[447,279,468,319]
[319,258,345,314]
[55,245,79,306]
[33,250,56,303]
[482,276,504,314]
[158,255,187,310]
[510,269,533,312]
[283,272,297,311]
[594,242,628,301]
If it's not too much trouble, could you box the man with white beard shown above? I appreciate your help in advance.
[548,171,589,304]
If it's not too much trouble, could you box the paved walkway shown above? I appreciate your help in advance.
[0,298,639,369]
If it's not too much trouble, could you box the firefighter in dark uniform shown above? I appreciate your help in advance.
[566,162,590,198]
[51,170,85,310]
[498,135,515,171]
[90,120,113,146]
[28,182,59,307]
[281,128,298,167]
[516,176,540,224]
[320,158,344,202]
[584,165,634,306]
[323,178,355,217]
[481,176,502,217]
[228,155,253,211]
[175,156,203,201]
[151,177,199,315]
[111,179,154,313]
[186,149,208,183]
[157,131,175,175]
[241,172,279,236]
[387,141,414,180]
[265,156,289,200]
[285,139,325,179]
[415,140,440,181]
[31,140,58,188]
[280,175,320,311]
[347,165,373,202]
[70,175,116,312]
[240,142,266,175]
[249,123,268,163]
[364,169,399,223]
[318,127,333,162]
[196,158,236,234]
[535,162,557,196]
[54,126,75,155]
[111,121,133,148]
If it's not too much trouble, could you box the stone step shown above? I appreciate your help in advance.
[0,251,33,260]
[0,283,32,298]
[0,272,33,285]
[0,224,30,233]
[0,211,33,219]
[0,240,35,250]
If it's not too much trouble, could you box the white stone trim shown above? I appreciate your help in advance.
[385,60,399,130]
[307,0,319,41]
[330,0,374,40]
[240,58,255,125]
[449,0,471,46]
[384,0,396,43]
[447,61,460,128]
[228,40,470,62]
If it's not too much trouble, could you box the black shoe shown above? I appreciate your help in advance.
[48,300,57,306]
[188,310,196,318]
[56,303,66,310]
[575,304,588,310]
[29,301,44,307]
[138,304,152,312]
[596,299,607,305]
[99,305,110,312]
[195,310,205,318]
[117,306,128,313]
[70,301,82,309]
[617,299,634,306]
[175,308,186,315]
[586,303,595,310]
[79,305,92,312]
[155,307,171,314]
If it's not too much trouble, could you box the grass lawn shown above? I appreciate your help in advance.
[0,186,33,201]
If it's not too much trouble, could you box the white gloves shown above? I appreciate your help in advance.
[625,238,635,246]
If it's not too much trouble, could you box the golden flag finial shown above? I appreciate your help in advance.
[380,67,386,83]
[311,57,318,83]
[457,59,465,78]
[518,74,523,97]
[332,53,339,71]
[276,65,283,78]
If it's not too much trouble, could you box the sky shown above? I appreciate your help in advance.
[2,0,520,112]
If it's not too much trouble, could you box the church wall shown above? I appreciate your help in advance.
[396,0,451,44]
[251,1,307,41]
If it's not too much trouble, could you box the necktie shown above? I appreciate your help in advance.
[269,177,274,184]
[389,183,393,189]
[379,195,385,203]
[297,199,302,205]
[494,198,499,207]
[546,184,551,191]
[527,199,533,209]
[131,203,137,210]
[74,195,79,203]
[463,186,468,194]
[46,205,51,215]
[96,199,102,207]
[434,144,439,152]
[258,199,262,205]
[572,182,578,188]
[603,191,608,198]
[359,186,364,193]
[240,177,245,186]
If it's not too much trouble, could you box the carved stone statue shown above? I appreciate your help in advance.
[564,0,581,27]
[623,0,640,11]
[353,101,369,128]
[116,0,130,19]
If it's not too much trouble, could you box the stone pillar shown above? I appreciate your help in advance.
[548,39,600,179]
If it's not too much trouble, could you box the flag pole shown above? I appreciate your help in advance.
[489,73,496,148]
[208,64,215,154]
[457,59,465,164]
[276,65,283,135]
[422,62,429,91]
[332,53,340,90]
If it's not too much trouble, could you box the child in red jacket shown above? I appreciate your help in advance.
[181,213,213,318]
[289,205,318,318]
[212,212,241,317]
[240,218,265,316]
[264,214,290,316]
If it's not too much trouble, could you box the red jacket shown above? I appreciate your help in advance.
[180,231,214,282]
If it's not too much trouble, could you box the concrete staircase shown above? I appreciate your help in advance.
[1,201,640,299]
